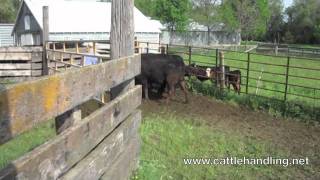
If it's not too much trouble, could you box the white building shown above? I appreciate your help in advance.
[12,0,163,46]
[0,24,15,47]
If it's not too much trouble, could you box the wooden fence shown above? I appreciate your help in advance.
[0,51,142,179]
[0,47,43,77]
[256,42,320,58]
[45,40,111,74]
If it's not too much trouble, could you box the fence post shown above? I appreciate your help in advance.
[284,56,290,101]
[42,6,49,75]
[166,44,169,55]
[147,42,149,54]
[215,49,219,87]
[134,37,139,53]
[76,42,79,53]
[246,52,251,94]
[219,51,225,90]
[188,46,192,65]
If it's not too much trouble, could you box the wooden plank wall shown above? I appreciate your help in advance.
[0,47,43,77]
[0,55,142,180]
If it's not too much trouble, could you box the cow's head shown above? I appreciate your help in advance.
[206,68,212,77]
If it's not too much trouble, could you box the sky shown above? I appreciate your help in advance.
[283,0,293,8]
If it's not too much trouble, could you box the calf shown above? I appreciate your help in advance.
[185,64,211,81]
[187,64,241,94]
[135,54,188,103]
[226,70,241,94]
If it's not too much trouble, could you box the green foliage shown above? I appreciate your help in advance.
[263,0,284,43]
[191,0,219,30]
[285,0,320,44]
[134,0,156,17]
[153,0,191,31]
[0,0,20,23]
[220,0,271,40]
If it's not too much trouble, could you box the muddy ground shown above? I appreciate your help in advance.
[140,91,320,167]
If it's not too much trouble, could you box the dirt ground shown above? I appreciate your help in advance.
[141,91,320,166]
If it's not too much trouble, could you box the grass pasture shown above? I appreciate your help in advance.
[133,95,320,179]
[168,45,320,120]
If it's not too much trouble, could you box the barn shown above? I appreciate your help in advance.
[11,0,162,46]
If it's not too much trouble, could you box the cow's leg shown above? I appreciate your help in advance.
[231,82,237,94]
[237,80,241,94]
[166,83,174,104]
[179,80,189,103]
[226,76,230,92]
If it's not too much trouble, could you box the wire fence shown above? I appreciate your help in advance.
[136,42,320,109]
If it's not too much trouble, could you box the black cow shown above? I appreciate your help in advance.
[135,54,188,103]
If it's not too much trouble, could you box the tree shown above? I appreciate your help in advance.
[0,0,20,23]
[284,0,320,44]
[264,0,284,43]
[220,0,271,40]
[153,0,191,32]
[191,0,219,45]
[135,0,156,17]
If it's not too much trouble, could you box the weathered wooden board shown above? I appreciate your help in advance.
[59,110,141,180]
[0,64,32,70]
[0,47,42,53]
[110,0,134,59]
[0,70,31,77]
[0,53,32,61]
[31,63,43,70]
[100,136,140,180]
[0,86,141,180]
[31,70,43,77]
[32,52,43,63]
[0,54,141,144]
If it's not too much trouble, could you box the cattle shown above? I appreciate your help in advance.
[226,70,241,94]
[135,54,188,103]
[186,63,241,94]
[185,63,211,82]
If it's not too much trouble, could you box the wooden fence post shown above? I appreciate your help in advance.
[215,49,219,87]
[284,56,290,101]
[160,46,166,54]
[166,44,169,55]
[188,46,192,65]
[76,42,79,53]
[246,52,251,94]
[146,42,149,54]
[93,42,96,55]
[42,6,49,75]
[134,37,139,53]
[219,51,225,90]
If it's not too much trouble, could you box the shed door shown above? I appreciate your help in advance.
[21,33,33,46]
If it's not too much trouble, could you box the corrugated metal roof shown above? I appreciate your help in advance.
[20,0,162,33]
[0,24,14,47]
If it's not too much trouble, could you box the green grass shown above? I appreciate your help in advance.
[169,47,320,109]
[133,113,315,179]
[0,120,56,169]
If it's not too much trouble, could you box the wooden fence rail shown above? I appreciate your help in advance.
[0,47,43,77]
